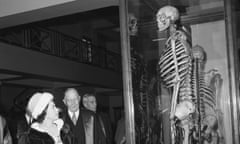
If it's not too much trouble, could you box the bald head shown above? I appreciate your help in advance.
[64,88,79,98]
[63,88,81,112]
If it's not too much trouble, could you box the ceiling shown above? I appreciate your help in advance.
[0,0,119,29]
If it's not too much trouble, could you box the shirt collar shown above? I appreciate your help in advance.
[68,110,79,119]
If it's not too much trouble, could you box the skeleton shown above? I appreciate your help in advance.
[130,47,150,144]
[156,5,194,144]
[157,6,222,144]
[157,5,193,119]
[191,45,222,144]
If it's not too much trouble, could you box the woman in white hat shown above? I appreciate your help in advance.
[26,92,64,144]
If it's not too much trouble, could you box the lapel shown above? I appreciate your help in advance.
[65,111,74,126]
[64,110,80,126]
[63,109,86,144]
[98,114,106,137]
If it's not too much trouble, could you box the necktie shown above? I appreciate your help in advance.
[72,112,77,125]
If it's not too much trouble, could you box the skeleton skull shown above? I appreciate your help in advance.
[192,45,205,61]
[156,5,179,32]
[128,13,138,36]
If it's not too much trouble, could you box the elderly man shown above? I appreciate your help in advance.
[62,88,106,144]
[82,93,113,144]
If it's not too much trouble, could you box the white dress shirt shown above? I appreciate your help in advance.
[68,110,79,121]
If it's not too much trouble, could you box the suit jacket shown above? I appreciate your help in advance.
[114,117,125,144]
[96,112,113,144]
[62,108,106,144]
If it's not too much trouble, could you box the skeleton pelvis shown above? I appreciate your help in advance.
[175,100,195,120]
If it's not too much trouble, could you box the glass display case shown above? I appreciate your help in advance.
[120,0,240,144]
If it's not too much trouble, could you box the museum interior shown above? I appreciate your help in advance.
[0,0,240,144]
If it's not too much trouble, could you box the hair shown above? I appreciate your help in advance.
[34,104,49,123]
[82,93,95,99]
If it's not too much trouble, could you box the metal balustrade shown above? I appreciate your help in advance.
[0,26,121,72]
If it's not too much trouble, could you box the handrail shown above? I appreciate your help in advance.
[0,26,121,72]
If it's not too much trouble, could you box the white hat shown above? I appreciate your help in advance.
[27,92,53,119]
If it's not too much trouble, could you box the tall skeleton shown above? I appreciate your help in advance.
[156,6,222,144]
[156,6,193,120]
[156,6,194,144]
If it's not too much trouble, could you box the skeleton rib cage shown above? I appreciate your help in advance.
[158,30,193,122]
[158,31,216,112]
[158,30,191,89]
[158,28,219,143]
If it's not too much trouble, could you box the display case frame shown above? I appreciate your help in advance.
[119,0,240,144]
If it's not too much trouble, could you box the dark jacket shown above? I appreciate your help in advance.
[96,112,113,144]
[17,118,73,144]
[17,115,31,144]
[115,117,125,144]
[28,128,54,144]
[62,108,106,144]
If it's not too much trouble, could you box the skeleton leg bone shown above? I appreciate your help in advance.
[182,120,190,144]
[170,83,180,144]
[170,82,180,119]
[171,120,176,144]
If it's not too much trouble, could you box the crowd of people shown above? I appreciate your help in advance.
[0,88,126,144]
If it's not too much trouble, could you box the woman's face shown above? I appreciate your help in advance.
[45,101,59,121]
[83,96,97,112]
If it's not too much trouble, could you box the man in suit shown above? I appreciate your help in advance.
[82,93,113,144]
[62,88,106,144]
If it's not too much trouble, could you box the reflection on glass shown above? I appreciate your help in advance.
[126,0,236,143]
